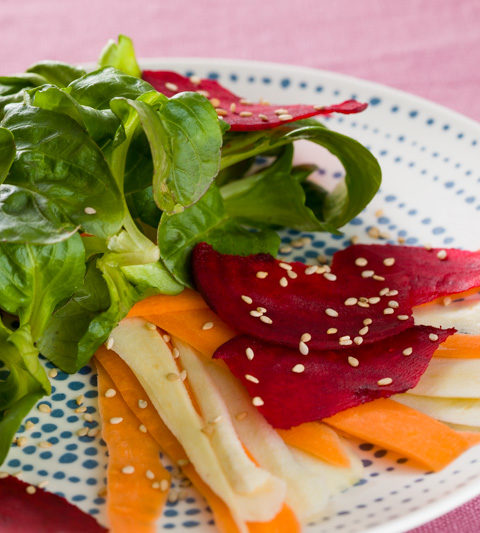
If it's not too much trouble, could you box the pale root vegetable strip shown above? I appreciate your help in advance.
[434,335,480,359]
[96,361,170,533]
[142,309,236,358]
[96,346,243,533]
[127,288,208,317]
[325,398,470,471]
[276,423,350,468]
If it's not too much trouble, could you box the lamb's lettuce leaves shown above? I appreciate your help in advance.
[26,61,86,87]
[98,35,141,78]
[0,73,47,97]
[0,127,15,183]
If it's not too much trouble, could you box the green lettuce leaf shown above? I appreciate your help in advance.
[26,61,86,87]
[98,35,141,78]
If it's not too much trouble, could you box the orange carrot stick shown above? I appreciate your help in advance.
[434,334,480,359]
[127,289,208,317]
[247,504,300,533]
[96,361,170,533]
[325,398,470,471]
[276,422,350,468]
[460,432,480,447]
[416,287,480,307]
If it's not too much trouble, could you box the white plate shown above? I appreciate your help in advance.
[3,59,480,533]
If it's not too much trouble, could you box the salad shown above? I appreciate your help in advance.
[0,35,479,532]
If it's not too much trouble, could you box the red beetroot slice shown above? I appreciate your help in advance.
[142,70,367,131]
[215,326,454,428]
[0,475,106,533]
[332,244,480,306]
[193,243,414,351]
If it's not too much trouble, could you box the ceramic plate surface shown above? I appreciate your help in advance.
[3,59,480,533]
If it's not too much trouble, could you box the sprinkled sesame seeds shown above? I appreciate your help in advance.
[122,465,135,475]
[339,335,351,342]
[165,82,178,91]
[105,388,116,398]
[388,300,399,309]
[361,270,375,278]
[299,341,309,355]
[256,271,268,279]
[402,347,413,356]
[202,321,214,330]
[357,301,370,308]
[159,479,170,491]
[327,328,338,334]
[373,275,386,281]
[239,111,253,117]
[274,108,289,115]
[110,417,123,425]
[210,97,221,108]
[368,297,381,304]
[145,322,157,331]
[38,480,48,489]
[278,114,293,121]
[162,334,171,343]
[83,413,93,422]
[250,310,263,317]
[26,485,36,495]
[323,272,337,281]
[260,315,273,324]
[377,377,393,386]
[245,374,259,384]
[383,307,394,315]
[259,113,269,121]
[292,364,305,373]
[146,470,155,480]
[325,308,339,318]
[48,368,58,378]
[88,428,99,438]
[16,436,27,447]
[344,297,358,306]
[355,257,368,267]
[387,289,399,297]
[287,270,298,279]
[280,245,292,253]
[38,441,53,449]
[75,406,87,413]
[179,370,187,382]
[138,399,148,409]
[240,98,253,105]
[368,226,380,239]
[383,257,396,267]
[173,347,180,359]
[437,250,448,260]
[429,333,439,342]
[363,318,373,326]
[241,294,253,304]
[348,356,359,368]
[339,339,353,346]
[245,347,254,360]
[279,262,292,271]
[397,315,410,321]
[305,265,318,275]
[301,333,312,343]
[25,421,35,430]
[84,206,96,215]
[106,336,114,350]
[0,472,8,479]
[139,424,147,433]
[38,403,51,414]
[256,306,267,314]
[359,326,369,336]
[76,395,84,406]
[443,296,452,306]
[279,277,288,287]
[379,287,390,296]
[189,75,201,85]
[252,396,264,407]
[216,108,228,116]
[354,336,364,345]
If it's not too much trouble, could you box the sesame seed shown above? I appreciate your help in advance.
[38,404,51,414]
[279,277,288,287]
[106,336,114,350]
[368,226,380,239]
[38,441,53,449]
[75,406,87,413]
[350,235,359,244]
[323,272,337,281]
[256,271,268,279]
[202,321,214,330]
[344,297,358,306]
[162,334,171,343]
[76,395,84,406]
[165,82,178,91]
[357,301,370,308]
[16,436,27,447]
[236,412,248,421]
[245,374,259,384]
[280,245,292,253]
[166,373,180,382]
[245,347,254,360]
[48,368,58,378]
[361,270,375,278]
[138,400,148,409]
[274,108,289,115]
[443,296,452,306]
[110,417,123,425]
[173,348,180,359]
[160,479,170,491]
[87,428,99,437]
[139,424,147,433]
[355,257,368,267]
[377,378,393,386]
[259,113,269,121]
[240,98,253,105]
[301,333,312,343]
[279,262,292,271]
[278,114,293,121]
[339,339,353,346]
[397,315,410,321]
[437,250,447,260]
[230,103,237,112]
[84,206,96,215]
[291,238,306,248]
[25,421,35,430]
[375,209,384,218]
[383,308,394,315]
[339,335,351,342]
[429,333,439,342]
[363,318,373,326]
[373,275,386,281]
[398,236,406,244]
[252,396,264,407]
[348,356,360,367]
[305,265,318,275]
[146,470,155,480]
[83,413,93,422]
[38,480,48,489]
[105,388,116,398]
[325,308,339,318]
[379,287,390,296]
[402,347,413,356]
[210,415,222,424]
[327,328,338,334]
[250,310,263,317]
[239,111,253,117]
[299,341,309,355]
[354,336,364,345]
[287,270,298,279]
[260,316,273,324]
[216,108,228,116]
[368,297,381,304]
[178,458,190,467]
[292,364,305,373]
[388,300,399,309]
[189,75,201,85]
[26,485,36,495]
[359,326,369,336]
[383,257,396,267]
[388,289,399,296]
[179,370,187,382]
[145,322,157,331]
[122,465,135,475]
[210,97,221,108]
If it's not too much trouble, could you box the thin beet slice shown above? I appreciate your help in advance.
[193,243,414,351]
[0,475,106,533]
[142,70,367,131]
[332,245,480,306]
[215,326,454,428]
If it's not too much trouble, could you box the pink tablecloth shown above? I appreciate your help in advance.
[1,0,479,531]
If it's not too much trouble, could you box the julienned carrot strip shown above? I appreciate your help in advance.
[96,347,240,533]
[96,361,170,533]
[324,398,470,471]
[247,504,300,533]
[416,286,480,307]
[127,289,208,317]
[276,423,350,468]
[434,334,480,359]
[460,432,480,447]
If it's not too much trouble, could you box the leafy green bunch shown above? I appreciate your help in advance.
[0,35,381,464]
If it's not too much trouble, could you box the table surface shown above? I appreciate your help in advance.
[1,0,479,531]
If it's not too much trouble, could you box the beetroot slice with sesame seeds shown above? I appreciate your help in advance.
[142,70,367,131]
[0,475,106,533]
[192,243,414,351]
[331,244,480,306]
[214,326,454,428]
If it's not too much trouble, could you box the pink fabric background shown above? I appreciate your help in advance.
[1,0,479,531]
